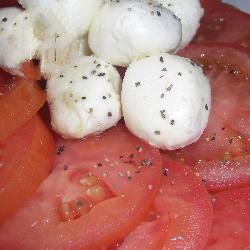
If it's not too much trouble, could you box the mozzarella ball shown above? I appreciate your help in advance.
[47,55,122,139]
[150,0,204,48]
[121,53,211,150]
[0,8,40,75]
[18,0,102,36]
[88,0,182,67]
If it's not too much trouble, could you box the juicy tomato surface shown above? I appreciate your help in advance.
[114,157,213,250]
[164,44,250,193]
[0,115,55,224]
[0,123,162,250]
[20,60,42,81]
[193,2,250,47]
[0,78,46,141]
[205,187,250,250]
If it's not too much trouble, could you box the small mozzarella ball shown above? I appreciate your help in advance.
[121,53,211,150]
[18,0,102,36]
[150,0,204,48]
[0,8,40,75]
[89,0,182,67]
[47,55,122,139]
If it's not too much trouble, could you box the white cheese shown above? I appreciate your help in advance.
[47,55,122,139]
[121,53,211,150]
[0,8,40,75]
[88,0,182,67]
[149,0,204,48]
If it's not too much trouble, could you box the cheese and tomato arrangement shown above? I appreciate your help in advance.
[0,0,249,249]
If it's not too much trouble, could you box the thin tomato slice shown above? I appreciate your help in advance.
[205,188,250,249]
[0,123,162,250]
[0,78,46,141]
[0,115,55,224]
[164,44,250,193]
[193,2,250,47]
[116,157,213,250]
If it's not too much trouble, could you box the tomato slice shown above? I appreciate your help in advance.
[205,188,250,249]
[193,2,250,47]
[20,60,42,81]
[163,44,250,193]
[0,123,162,249]
[0,78,46,141]
[115,157,213,250]
[0,0,20,8]
[0,115,55,224]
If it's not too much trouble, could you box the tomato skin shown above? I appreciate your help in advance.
[0,123,162,250]
[0,115,55,224]
[0,78,46,141]
[205,187,250,249]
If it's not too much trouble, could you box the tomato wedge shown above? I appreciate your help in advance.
[115,157,213,250]
[205,188,250,249]
[164,44,250,193]
[0,123,162,249]
[0,78,46,141]
[193,2,250,47]
[0,115,55,224]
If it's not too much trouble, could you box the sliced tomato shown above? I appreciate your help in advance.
[164,44,250,192]
[205,187,250,249]
[115,157,213,250]
[0,0,20,8]
[0,123,162,249]
[0,115,55,224]
[20,60,41,81]
[193,2,250,47]
[0,78,46,141]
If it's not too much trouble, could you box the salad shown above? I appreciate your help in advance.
[0,0,249,249]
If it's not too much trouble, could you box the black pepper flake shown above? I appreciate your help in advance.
[69,81,73,84]
[128,7,132,11]
[170,119,175,125]
[160,56,164,63]
[150,10,155,16]
[161,67,167,72]
[154,130,161,135]
[98,72,106,77]
[160,110,166,119]
[59,74,64,78]
[2,17,7,22]
[157,11,161,17]
[24,16,28,20]
[166,84,173,91]
[74,65,78,68]
[190,61,196,66]
[107,112,112,117]
[228,138,233,144]
[211,136,216,141]
[57,145,65,155]
[102,96,107,100]
[159,75,164,79]
[160,93,165,98]
[140,159,153,167]
[63,165,69,171]
[89,108,93,113]
[13,23,17,26]
[163,168,169,176]
[178,72,182,76]
[82,96,86,100]
[82,75,88,79]
[129,153,134,159]
[37,77,47,90]
[91,70,96,75]
[134,81,141,87]
[205,104,209,110]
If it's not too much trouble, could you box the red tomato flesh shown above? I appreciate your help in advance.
[0,123,162,250]
[205,187,250,250]
[0,78,46,141]
[115,157,213,250]
[0,115,55,224]
[193,2,250,47]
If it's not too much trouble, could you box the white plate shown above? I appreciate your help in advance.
[223,0,250,13]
